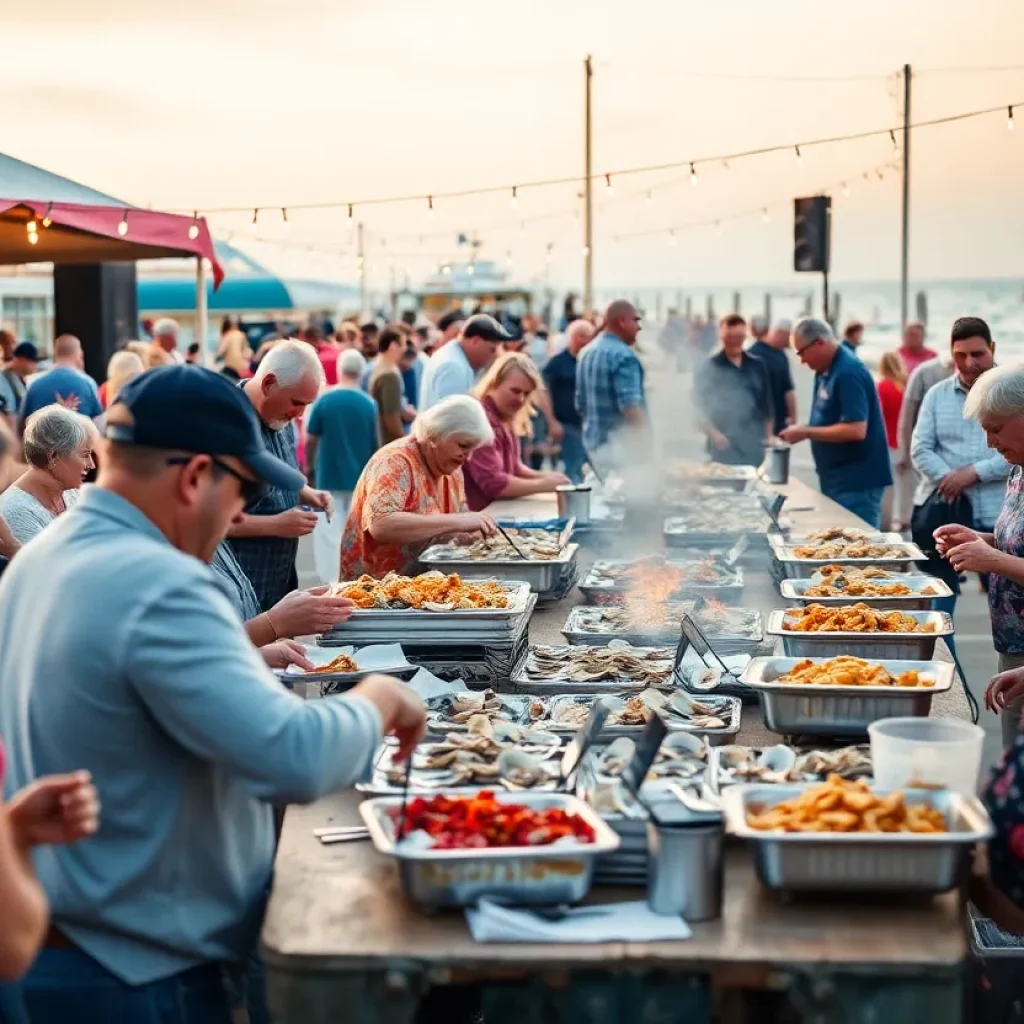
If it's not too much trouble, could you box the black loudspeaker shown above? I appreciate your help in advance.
[793,196,831,274]
[53,262,138,383]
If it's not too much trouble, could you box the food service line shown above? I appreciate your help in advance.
[262,477,971,1024]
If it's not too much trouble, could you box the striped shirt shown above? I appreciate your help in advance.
[575,331,646,453]
[910,373,1010,526]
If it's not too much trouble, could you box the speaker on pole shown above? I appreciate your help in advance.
[793,196,831,274]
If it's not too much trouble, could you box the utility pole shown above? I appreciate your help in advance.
[900,63,912,332]
[357,222,367,317]
[583,54,594,313]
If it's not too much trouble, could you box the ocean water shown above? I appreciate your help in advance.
[611,278,1024,364]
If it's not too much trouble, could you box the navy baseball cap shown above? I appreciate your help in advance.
[12,342,37,360]
[106,366,307,492]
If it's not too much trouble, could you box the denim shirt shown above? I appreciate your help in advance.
[0,486,381,985]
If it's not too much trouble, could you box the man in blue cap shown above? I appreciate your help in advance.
[0,365,426,1021]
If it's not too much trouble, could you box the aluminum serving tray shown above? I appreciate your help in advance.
[664,519,770,549]
[537,692,742,743]
[578,559,744,606]
[739,656,955,737]
[508,645,679,695]
[722,783,993,894]
[779,575,952,611]
[418,543,579,594]
[560,604,764,648]
[359,790,620,908]
[766,608,953,660]
[668,464,758,492]
[772,542,928,579]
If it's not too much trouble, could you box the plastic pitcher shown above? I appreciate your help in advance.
[868,717,985,795]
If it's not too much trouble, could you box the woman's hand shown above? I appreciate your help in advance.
[350,674,427,762]
[7,771,100,848]
[458,513,498,538]
[933,523,980,555]
[947,538,1004,574]
[986,668,1024,714]
[269,587,355,638]
[261,639,315,671]
[545,472,572,488]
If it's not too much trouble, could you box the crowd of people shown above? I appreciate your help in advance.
[5,292,1024,1019]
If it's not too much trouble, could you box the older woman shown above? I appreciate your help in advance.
[463,352,570,511]
[0,421,21,563]
[339,395,498,579]
[0,406,96,544]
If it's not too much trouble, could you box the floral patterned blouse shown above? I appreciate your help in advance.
[339,435,466,580]
[983,737,1024,905]
[989,465,1024,654]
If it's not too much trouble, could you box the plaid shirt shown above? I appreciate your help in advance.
[910,372,1010,526]
[211,542,262,622]
[227,417,302,611]
[575,331,646,453]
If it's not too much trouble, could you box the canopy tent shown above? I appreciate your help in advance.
[0,152,221,283]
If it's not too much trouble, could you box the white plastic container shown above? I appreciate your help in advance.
[868,717,985,795]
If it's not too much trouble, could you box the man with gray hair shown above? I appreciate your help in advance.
[749,315,796,434]
[152,318,185,365]
[228,340,333,608]
[19,334,103,430]
[779,317,892,527]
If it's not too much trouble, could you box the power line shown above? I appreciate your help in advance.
[593,61,891,82]
[918,64,1024,75]
[180,98,1021,217]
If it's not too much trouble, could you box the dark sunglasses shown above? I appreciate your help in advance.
[165,456,268,505]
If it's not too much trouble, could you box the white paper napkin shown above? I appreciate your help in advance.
[679,647,750,675]
[405,667,464,699]
[283,643,410,675]
[466,899,691,943]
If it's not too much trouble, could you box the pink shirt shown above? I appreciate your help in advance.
[464,396,519,511]
[898,345,938,376]
[318,343,342,387]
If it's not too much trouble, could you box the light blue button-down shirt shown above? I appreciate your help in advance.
[911,372,1010,527]
[0,486,382,985]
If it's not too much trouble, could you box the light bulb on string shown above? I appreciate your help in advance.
[761,207,770,224]
[890,129,899,152]
[795,145,803,169]
[714,220,721,234]
[281,208,289,231]
[841,182,850,198]
[667,229,677,247]
[26,220,37,234]
[545,244,554,264]
[689,162,698,187]
[1009,106,1016,132]
[510,186,518,210]
[42,203,52,228]
[188,213,200,240]
[117,212,129,236]
[346,204,354,233]
[505,250,513,269]
[27,231,38,246]
[604,174,614,198]
[250,209,259,234]
[427,195,435,221]
[646,191,653,208]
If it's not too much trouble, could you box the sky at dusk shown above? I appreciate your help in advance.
[2,0,1022,292]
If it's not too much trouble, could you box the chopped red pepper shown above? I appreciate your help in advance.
[392,790,596,849]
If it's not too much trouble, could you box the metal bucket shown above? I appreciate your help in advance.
[556,484,592,524]
[763,443,790,485]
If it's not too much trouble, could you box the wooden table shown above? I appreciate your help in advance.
[262,477,971,1023]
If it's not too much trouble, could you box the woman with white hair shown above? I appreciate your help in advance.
[0,405,97,544]
[339,394,498,579]
[933,365,1024,742]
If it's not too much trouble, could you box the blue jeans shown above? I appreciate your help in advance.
[559,425,587,484]
[23,948,234,1024]
[821,485,885,529]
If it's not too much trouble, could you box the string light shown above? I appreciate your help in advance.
[1010,106,1016,131]
[582,244,590,257]
[545,243,554,263]
[842,182,851,197]
[117,211,129,236]
[667,229,677,246]
[890,129,899,151]
[510,186,518,210]
[188,212,200,240]
[714,220,721,233]
[346,204,354,232]
[604,173,614,198]
[250,209,259,233]
[795,145,803,168]
[646,191,653,208]
[41,203,52,228]
[689,162,698,186]
[761,207,770,223]
[505,250,513,269]
[466,262,476,276]
[26,220,37,234]
[427,195,435,221]
[27,230,38,245]
[281,208,289,231]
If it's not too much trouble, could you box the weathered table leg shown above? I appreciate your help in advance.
[265,969,421,1024]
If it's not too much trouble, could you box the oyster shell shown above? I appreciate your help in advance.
[497,749,553,789]
[466,714,494,739]
[597,737,636,776]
